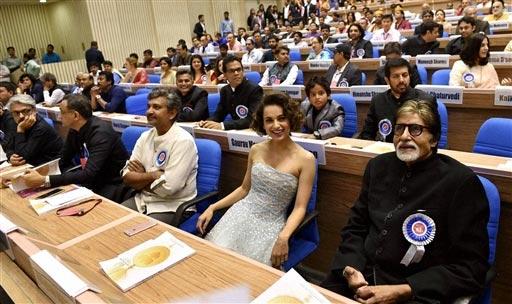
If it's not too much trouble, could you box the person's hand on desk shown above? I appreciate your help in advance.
[9,154,26,166]
[501,77,512,86]
[354,284,412,304]
[20,170,45,188]
[198,120,222,129]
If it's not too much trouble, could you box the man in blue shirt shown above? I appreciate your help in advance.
[220,11,235,37]
[42,44,61,64]
[90,71,127,113]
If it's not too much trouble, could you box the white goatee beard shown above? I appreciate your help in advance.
[396,141,420,163]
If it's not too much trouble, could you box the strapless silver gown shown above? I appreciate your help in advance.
[206,162,298,265]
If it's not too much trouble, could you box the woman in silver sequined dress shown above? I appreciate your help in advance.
[197,93,316,268]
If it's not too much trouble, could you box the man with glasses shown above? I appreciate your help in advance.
[359,58,435,142]
[259,46,298,86]
[6,94,62,166]
[484,0,510,21]
[198,55,263,130]
[323,99,489,303]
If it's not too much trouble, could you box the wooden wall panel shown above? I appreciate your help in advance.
[153,1,192,56]
[41,59,87,84]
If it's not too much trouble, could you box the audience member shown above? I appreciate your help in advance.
[190,37,201,54]
[175,70,208,122]
[346,23,374,59]
[367,9,383,32]
[220,11,235,37]
[85,41,105,72]
[199,56,263,130]
[193,14,207,38]
[326,44,362,87]
[435,9,452,34]
[307,37,332,60]
[259,46,298,86]
[6,94,62,166]
[197,93,315,267]
[301,76,345,140]
[241,38,264,64]
[102,60,123,84]
[321,24,339,44]
[199,35,215,54]
[262,35,280,62]
[414,10,444,37]
[190,55,208,84]
[122,57,148,84]
[23,53,41,79]
[17,73,43,103]
[322,99,489,303]
[91,71,127,113]
[360,58,435,142]
[209,58,226,85]
[0,82,18,155]
[371,14,401,44]
[167,47,177,65]
[401,21,440,56]
[237,27,249,45]
[446,17,476,55]
[456,0,471,15]
[374,42,422,87]
[306,22,321,38]
[79,73,94,100]
[226,33,243,51]
[176,43,192,67]
[42,44,62,64]
[122,89,198,223]
[449,33,500,89]
[21,94,132,202]
[290,31,309,48]
[89,62,101,84]
[2,47,22,74]
[0,64,9,83]
[461,7,490,34]
[159,57,176,85]
[142,49,159,68]
[40,73,65,107]
[394,9,412,30]
[484,0,510,21]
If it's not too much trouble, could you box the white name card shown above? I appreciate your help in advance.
[350,85,389,102]
[36,107,49,118]
[489,51,512,66]
[416,85,464,104]
[273,85,304,99]
[31,250,92,298]
[415,54,450,68]
[292,137,327,165]
[111,117,132,132]
[494,86,512,107]
[0,213,19,260]
[308,60,332,70]
[227,132,265,153]
[489,21,510,31]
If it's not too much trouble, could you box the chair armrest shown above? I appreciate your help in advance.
[485,264,496,286]
[65,165,82,173]
[171,191,218,227]
[290,210,319,239]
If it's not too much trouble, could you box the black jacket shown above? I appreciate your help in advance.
[325,62,362,87]
[177,86,209,122]
[7,115,62,166]
[262,50,276,63]
[330,152,489,303]
[374,64,422,88]
[0,110,17,155]
[445,36,465,55]
[50,117,130,202]
[345,39,374,59]
[401,36,440,56]
[85,47,105,71]
[211,79,263,130]
[193,22,206,38]
[359,87,436,142]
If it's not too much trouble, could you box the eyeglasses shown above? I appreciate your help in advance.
[11,108,33,117]
[394,123,430,137]
[226,67,243,73]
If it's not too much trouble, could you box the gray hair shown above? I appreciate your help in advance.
[8,94,36,111]
[148,88,182,112]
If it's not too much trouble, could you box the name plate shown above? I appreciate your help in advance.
[111,117,132,132]
[308,60,331,70]
[36,107,49,118]
[273,85,304,99]
[350,85,389,102]
[292,137,327,165]
[494,86,512,106]
[0,213,19,260]
[489,21,509,31]
[227,132,265,153]
[489,51,512,66]
[31,250,92,298]
[416,85,464,104]
[415,54,450,68]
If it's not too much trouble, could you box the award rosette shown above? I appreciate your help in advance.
[235,105,249,119]
[356,49,365,58]
[155,149,168,168]
[463,73,475,84]
[400,213,436,266]
[378,118,392,141]
[319,121,332,129]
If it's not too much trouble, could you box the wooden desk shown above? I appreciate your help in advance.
[0,186,353,303]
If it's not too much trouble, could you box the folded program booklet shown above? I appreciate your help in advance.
[99,231,195,292]
[9,158,61,193]
[29,187,94,215]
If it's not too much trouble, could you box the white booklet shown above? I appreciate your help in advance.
[9,158,61,193]
[99,231,195,292]
[29,187,94,215]
[252,269,331,304]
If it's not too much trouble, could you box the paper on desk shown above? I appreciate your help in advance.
[29,187,94,215]
[31,250,90,298]
[497,160,512,171]
[251,269,330,304]
[176,285,251,303]
[9,158,61,193]
[362,141,395,154]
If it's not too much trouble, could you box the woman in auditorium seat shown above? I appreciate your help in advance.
[346,23,374,58]
[190,55,208,85]
[435,9,452,35]
[17,73,44,103]
[122,57,148,84]
[449,33,499,89]
[209,59,226,85]
[197,93,316,268]
[159,57,176,85]
[307,37,332,60]
[394,9,412,30]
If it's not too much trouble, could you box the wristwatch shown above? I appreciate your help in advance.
[313,130,321,139]
[95,94,102,100]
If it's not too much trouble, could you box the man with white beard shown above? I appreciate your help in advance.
[322,99,490,303]
[359,58,435,142]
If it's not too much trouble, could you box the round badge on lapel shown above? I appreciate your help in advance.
[235,105,249,119]
[183,106,193,113]
[339,79,349,87]
[378,118,392,137]
[402,213,436,246]
[155,150,168,168]
[356,49,365,58]
[319,120,332,129]
[463,73,475,84]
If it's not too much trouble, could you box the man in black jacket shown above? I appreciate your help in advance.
[401,21,440,56]
[193,14,206,38]
[198,56,263,130]
[175,70,208,122]
[85,41,105,73]
[21,94,132,202]
[446,16,476,55]
[0,82,17,160]
[323,99,489,303]
[6,94,62,167]
[360,58,435,142]
[374,42,422,88]
[325,44,362,87]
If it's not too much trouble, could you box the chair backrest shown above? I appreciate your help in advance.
[113,72,122,85]
[43,117,54,128]
[372,47,380,58]
[135,88,151,95]
[431,69,451,85]
[121,126,150,155]
[290,50,301,62]
[202,57,210,65]
[125,93,148,115]
[442,31,449,38]
[245,71,261,85]
[148,74,160,84]
[294,69,304,85]
[331,93,357,137]
[473,118,512,157]
[437,100,448,149]
[195,139,222,213]
[207,93,220,117]
[416,64,427,84]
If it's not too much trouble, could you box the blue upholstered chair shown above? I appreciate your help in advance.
[43,117,54,128]
[290,50,302,62]
[416,65,427,84]
[121,126,150,155]
[372,47,380,58]
[295,69,304,85]
[437,100,448,149]
[148,74,160,84]
[125,93,148,115]
[174,139,222,230]
[135,88,151,95]
[431,69,451,85]
[473,118,512,157]
[207,93,220,117]
[331,93,357,137]
[245,71,261,85]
